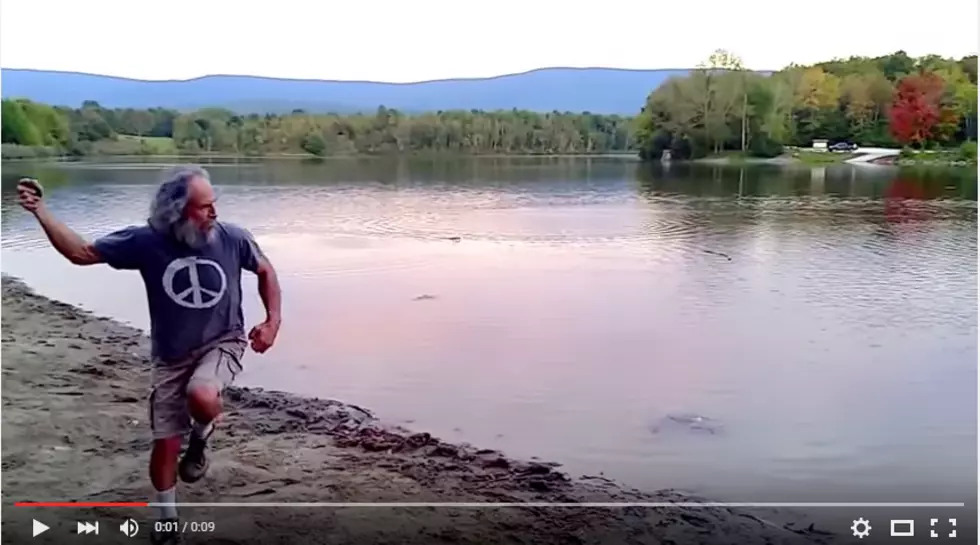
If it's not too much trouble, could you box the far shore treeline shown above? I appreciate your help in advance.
[1,50,977,161]
[635,50,977,162]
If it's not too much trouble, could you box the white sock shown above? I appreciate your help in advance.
[193,421,213,439]
[154,486,178,520]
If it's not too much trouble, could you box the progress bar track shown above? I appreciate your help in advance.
[16,501,968,508]
[152,502,967,508]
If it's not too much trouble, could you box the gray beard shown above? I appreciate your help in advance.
[174,220,215,249]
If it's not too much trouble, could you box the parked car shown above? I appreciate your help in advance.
[829,142,858,152]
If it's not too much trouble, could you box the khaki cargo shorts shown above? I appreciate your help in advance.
[149,337,247,440]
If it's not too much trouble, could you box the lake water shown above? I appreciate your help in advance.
[1,157,976,509]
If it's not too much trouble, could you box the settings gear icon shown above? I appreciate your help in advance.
[851,517,872,539]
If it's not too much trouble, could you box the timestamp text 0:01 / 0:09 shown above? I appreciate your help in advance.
[154,521,216,533]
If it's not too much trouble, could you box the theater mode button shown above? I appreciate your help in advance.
[32,519,50,538]
[890,519,914,537]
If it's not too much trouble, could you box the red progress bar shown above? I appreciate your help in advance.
[15,502,148,507]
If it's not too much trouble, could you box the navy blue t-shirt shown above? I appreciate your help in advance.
[93,222,265,363]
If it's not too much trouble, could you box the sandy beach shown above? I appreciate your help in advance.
[1,275,839,544]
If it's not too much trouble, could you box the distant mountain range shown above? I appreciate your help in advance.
[0,67,691,115]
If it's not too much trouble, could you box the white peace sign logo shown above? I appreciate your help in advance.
[161,257,228,309]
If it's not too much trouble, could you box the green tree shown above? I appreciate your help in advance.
[1,100,43,145]
[935,65,978,141]
[877,50,917,81]
[18,100,70,146]
[301,132,327,156]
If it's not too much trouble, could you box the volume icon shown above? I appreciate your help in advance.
[77,521,99,535]
[119,518,139,538]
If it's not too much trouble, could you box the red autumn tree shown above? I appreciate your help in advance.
[888,72,946,146]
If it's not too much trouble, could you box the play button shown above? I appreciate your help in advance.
[32,519,49,537]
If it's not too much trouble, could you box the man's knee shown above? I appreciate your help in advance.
[187,382,219,405]
[186,382,222,419]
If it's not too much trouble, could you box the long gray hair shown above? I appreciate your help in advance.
[148,165,213,247]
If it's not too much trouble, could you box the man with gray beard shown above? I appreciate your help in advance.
[17,165,282,544]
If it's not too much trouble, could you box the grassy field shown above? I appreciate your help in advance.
[1,135,180,160]
[103,135,179,155]
[0,144,62,159]
[791,150,856,164]
[2,136,640,161]
[898,145,977,166]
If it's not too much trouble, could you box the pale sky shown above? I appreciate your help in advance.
[1,0,977,82]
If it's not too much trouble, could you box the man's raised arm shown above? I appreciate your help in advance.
[18,178,145,270]
[18,179,102,266]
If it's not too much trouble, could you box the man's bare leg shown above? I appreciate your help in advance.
[150,437,182,492]
[179,385,222,483]
[150,437,183,543]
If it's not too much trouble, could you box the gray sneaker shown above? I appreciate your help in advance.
[178,431,211,483]
[149,519,182,545]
